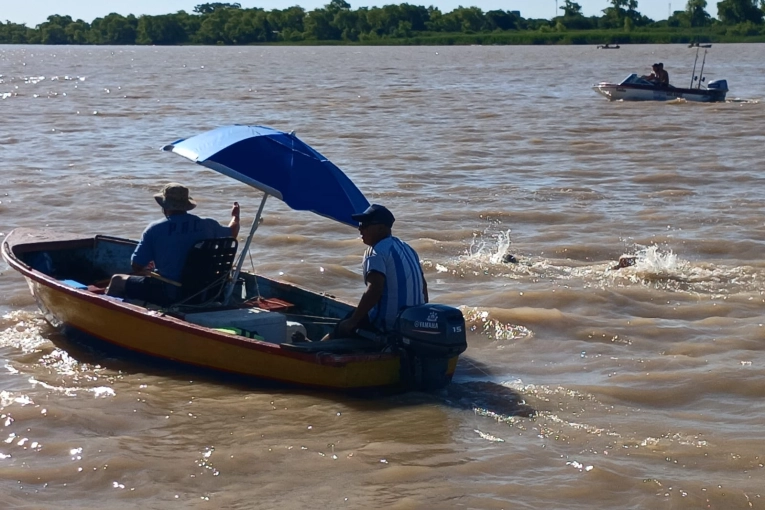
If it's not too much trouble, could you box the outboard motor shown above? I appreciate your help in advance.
[392,304,467,391]
[707,79,728,91]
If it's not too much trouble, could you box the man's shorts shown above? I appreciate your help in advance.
[124,276,175,306]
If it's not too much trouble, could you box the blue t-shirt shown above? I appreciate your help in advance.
[131,213,232,282]
[362,236,427,331]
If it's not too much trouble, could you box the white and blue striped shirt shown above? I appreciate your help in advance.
[362,236,426,331]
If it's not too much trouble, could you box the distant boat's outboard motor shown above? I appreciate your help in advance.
[707,79,728,91]
[391,304,467,391]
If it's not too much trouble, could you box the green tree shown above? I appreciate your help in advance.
[602,0,627,27]
[716,0,763,23]
[225,9,273,44]
[485,10,518,30]
[0,21,32,43]
[603,0,649,27]
[64,20,90,44]
[267,7,305,33]
[194,8,236,44]
[333,9,366,41]
[437,7,486,33]
[193,3,241,15]
[686,0,712,25]
[667,9,690,25]
[175,10,202,39]
[365,5,405,36]
[303,8,340,40]
[557,0,594,28]
[136,14,187,44]
[397,3,430,31]
[267,7,305,41]
[326,0,351,14]
[561,0,584,17]
[89,13,137,44]
[38,15,72,44]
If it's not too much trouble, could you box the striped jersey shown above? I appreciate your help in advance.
[362,236,426,331]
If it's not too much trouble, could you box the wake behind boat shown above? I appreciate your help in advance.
[1,125,468,392]
[592,46,728,102]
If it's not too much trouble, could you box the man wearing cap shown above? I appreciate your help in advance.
[332,204,428,338]
[106,183,240,305]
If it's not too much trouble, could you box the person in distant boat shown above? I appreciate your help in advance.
[641,63,661,83]
[325,204,428,340]
[656,63,670,86]
[642,63,670,87]
[105,183,240,305]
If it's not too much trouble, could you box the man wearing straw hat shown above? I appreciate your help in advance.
[106,183,240,305]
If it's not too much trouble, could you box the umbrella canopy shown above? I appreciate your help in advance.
[162,125,369,227]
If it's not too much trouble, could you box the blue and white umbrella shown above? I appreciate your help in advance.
[162,125,369,227]
[163,125,371,304]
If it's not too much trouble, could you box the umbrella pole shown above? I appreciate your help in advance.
[223,193,269,305]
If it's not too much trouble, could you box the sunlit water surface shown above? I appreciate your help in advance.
[1,44,765,509]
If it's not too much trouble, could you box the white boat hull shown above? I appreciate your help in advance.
[593,83,726,103]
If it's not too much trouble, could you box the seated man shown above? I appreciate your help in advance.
[641,63,660,83]
[656,62,670,86]
[328,204,428,340]
[106,183,240,305]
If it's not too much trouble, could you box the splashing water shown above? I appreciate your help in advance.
[455,233,765,297]
[462,307,533,342]
[621,245,680,274]
[464,229,514,265]
[0,311,50,353]
[606,245,765,295]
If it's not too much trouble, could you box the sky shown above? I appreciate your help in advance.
[4,0,682,28]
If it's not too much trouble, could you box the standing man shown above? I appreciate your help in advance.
[334,204,428,338]
[106,182,240,305]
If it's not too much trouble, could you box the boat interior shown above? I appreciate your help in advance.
[13,234,380,354]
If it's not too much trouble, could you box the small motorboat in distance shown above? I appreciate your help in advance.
[597,43,620,49]
[593,45,728,103]
[592,73,728,102]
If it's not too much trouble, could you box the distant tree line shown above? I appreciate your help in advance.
[1,0,763,45]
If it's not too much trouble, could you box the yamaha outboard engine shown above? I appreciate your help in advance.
[392,304,467,391]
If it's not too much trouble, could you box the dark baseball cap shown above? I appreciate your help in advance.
[351,204,395,228]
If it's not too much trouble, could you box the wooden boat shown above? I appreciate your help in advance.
[2,126,468,391]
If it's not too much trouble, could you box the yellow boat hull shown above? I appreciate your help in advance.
[30,278,420,389]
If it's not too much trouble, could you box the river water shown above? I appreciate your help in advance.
[1,43,764,509]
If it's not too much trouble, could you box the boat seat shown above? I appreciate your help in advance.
[280,337,380,354]
[176,237,238,305]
